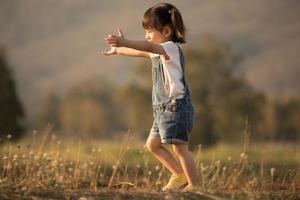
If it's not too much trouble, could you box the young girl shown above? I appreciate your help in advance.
[102,3,199,192]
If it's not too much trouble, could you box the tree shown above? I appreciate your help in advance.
[186,35,265,148]
[59,79,119,138]
[35,91,61,131]
[272,97,300,141]
[0,47,25,140]
[115,60,152,137]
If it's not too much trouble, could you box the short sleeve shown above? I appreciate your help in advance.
[160,41,179,63]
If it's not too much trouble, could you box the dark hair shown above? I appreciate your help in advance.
[142,3,186,43]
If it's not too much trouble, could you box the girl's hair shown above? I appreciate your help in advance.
[142,3,186,43]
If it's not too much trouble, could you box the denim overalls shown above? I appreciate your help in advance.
[149,43,195,144]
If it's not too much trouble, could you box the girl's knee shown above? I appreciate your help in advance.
[146,136,161,153]
[172,144,188,156]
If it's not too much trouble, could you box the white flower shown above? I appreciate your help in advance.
[155,165,160,171]
[270,167,276,178]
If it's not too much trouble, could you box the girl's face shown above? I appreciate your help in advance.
[144,27,169,44]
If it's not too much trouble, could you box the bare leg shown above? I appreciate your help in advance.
[172,144,199,186]
[146,135,184,175]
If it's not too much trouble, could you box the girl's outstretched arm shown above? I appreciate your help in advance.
[101,46,149,58]
[105,28,168,59]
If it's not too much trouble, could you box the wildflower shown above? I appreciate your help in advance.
[270,167,276,178]
[227,156,232,161]
[13,154,18,161]
[52,160,58,165]
[222,166,227,172]
[200,163,206,171]
[6,134,12,139]
[148,171,152,176]
[215,160,221,166]
[136,164,141,169]
[6,164,12,170]
[155,165,160,171]
[52,134,56,140]
[97,148,102,152]
[21,186,27,192]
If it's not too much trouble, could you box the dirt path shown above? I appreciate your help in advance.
[1,189,228,200]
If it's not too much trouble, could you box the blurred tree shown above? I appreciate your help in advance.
[115,60,152,137]
[186,35,265,148]
[0,47,25,140]
[59,79,119,138]
[35,91,61,131]
[272,96,300,141]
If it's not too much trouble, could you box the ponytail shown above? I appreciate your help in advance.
[169,8,186,43]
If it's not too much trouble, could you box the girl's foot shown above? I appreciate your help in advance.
[182,184,199,192]
[162,173,187,191]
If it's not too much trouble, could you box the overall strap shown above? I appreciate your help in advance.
[175,43,186,86]
[175,43,191,99]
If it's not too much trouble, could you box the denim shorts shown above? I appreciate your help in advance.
[149,98,195,144]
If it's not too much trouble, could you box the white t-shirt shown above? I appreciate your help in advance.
[149,41,185,99]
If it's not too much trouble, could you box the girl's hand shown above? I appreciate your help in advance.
[105,28,125,47]
[101,46,117,56]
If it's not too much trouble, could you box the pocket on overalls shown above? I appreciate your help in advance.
[152,68,157,84]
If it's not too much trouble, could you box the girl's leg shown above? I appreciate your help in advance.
[172,144,199,186]
[146,135,183,175]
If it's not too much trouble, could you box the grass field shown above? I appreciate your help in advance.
[0,128,299,200]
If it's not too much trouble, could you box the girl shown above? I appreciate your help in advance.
[102,3,199,192]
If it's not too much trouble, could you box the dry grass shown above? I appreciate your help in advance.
[0,127,299,200]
